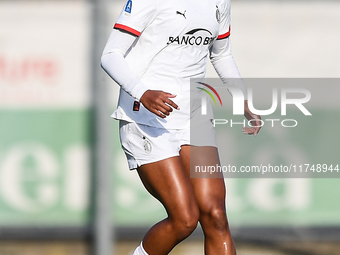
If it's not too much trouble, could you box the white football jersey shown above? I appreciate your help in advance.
[111,0,231,129]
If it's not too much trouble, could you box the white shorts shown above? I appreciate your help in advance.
[119,116,217,170]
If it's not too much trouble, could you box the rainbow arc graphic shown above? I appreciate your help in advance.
[196,82,223,106]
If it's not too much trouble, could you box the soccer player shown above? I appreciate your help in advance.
[101,0,261,254]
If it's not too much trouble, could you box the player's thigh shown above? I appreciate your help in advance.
[179,145,223,179]
[179,146,226,215]
[137,156,199,219]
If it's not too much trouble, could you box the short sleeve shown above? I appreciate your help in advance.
[216,0,231,40]
[114,0,159,37]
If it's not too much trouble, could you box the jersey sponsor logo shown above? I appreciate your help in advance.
[124,0,132,15]
[167,28,215,46]
[176,10,186,19]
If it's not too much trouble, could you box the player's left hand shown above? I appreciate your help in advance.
[243,100,261,136]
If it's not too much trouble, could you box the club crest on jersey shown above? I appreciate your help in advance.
[124,0,132,16]
[142,136,152,154]
[216,5,221,23]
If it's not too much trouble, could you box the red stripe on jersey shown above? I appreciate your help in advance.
[217,26,231,40]
[114,24,141,37]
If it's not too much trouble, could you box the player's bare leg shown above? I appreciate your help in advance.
[136,156,200,255]
[180,145,236,255]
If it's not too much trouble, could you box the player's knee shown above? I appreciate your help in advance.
[201,204,228,232]
[175,216,198,238]
[172,207,199,238]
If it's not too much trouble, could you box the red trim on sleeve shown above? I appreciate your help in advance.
[217,26,231,40]
[114,23,141,37]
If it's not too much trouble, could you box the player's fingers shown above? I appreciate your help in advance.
[163,103,173,113]
[156,105,170,116]
[154,110,166,118]
[153,98,173,114]
[163,92,177,98]
[253,117,262,136]
[243,126,261,136]
[248,115,261,136]
[164,98,179,110]
[243,126,256,135]
[243,126,251,134]
[254,125,261,136]
[163,92,180,110]
[149,107,166,118]
[161,92,179,110]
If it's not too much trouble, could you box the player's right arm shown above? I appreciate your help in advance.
[101,29,148,101]
[101,30,178,118]
[101,0,178,118]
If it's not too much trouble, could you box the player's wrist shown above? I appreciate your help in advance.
[130,82,149,101]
